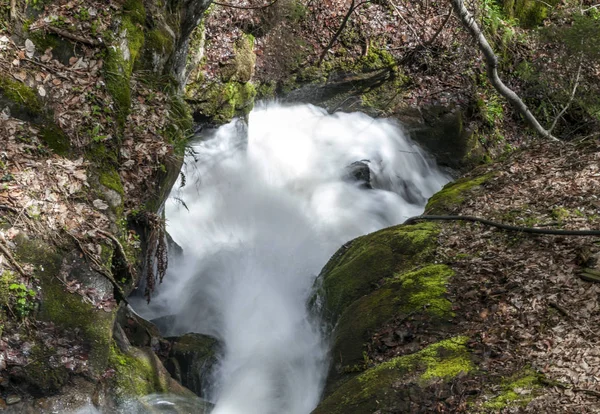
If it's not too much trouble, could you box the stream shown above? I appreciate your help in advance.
[131,102,449,413]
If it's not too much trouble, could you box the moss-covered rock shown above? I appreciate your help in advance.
[109,343,194,399]
[479,369,545,410]
[166,333,219,397]
[314,337,473,414]
[15,239,116,374]
[104,0,146,128]
[425,172,496,214]
[317,222,440,323]
[314,223,460,391]
[186,33,257,124]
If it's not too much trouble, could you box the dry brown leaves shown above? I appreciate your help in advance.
[440,141,600,411]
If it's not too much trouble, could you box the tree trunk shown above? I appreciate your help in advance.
[450,0,558,141]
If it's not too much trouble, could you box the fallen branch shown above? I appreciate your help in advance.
[0,205,19,214]
[43,26,102,47]
[387,0,424,48]
[404,215,600,236]
[425,7,453,47]
[212,0,279,9]
[450,0,558,141]
[67,231,129,304]
[318,0,371,66]
[0,240,29,278]
[21,58,71,80]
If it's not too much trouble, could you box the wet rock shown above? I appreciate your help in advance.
[117,305,163,350]
[166,333,219,398]
[344,160,372,189]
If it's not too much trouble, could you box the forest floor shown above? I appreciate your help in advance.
[369,139,600,412]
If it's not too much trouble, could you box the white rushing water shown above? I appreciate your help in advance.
[133,102,449,414]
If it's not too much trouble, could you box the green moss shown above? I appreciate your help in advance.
[110,345,158,397]
[362,336,472,383]
[145,28,174,56]
[163,95,193,156]
[40,124,70,156]
[110,343,192,399]
[502,0,556,28]
[123,0,146,26]
[22,345,70,393]
[319,222,440,322]
[315,337,473,414]
[27,31,60,53]
[482,369,544,409]
[551,207,569,222]
[191,80,257,124]
[330,263,454,376]
[99,169,125,196]
[0,76,42,114]
[0,270,15,307]
[104,2,145,128]
[425,173,495,214]
[394,264,455,317]
[15,239,115,373]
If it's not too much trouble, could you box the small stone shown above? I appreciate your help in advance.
[25,39,35,58]
[6,394,21,405]
[93,199,109,210]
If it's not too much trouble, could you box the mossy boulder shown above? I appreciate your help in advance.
[314,223,463,391]
[425,172,496,214]
[397,105,484,169]
[316,222,440,323]
[186,33,257,124]
[314,337,474,414]
[109,342,194,400]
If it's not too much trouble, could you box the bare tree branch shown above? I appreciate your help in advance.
[387,0,424,47]
[549,53,583,133]
[424,6,453,46]
[0,241,29,278]
[318,0,371,66]
[213,0,280,10]
[451,0,558,141]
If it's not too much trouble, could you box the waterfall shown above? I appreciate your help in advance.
[132,102,450,414]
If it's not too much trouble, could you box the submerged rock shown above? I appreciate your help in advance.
[344,160,372,189]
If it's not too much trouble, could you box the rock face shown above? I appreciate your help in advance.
[165,333,219,398]
[0,0,214,411]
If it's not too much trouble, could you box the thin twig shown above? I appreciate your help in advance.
[424,7,452,47]
[318,0,372,66]
[387,0,424,47]
[212,0,279,9]
[66,231,129,304]
[21,58,71,80]
[574,388,600,399]
[95,229,133,276]
[0,241,29,278]
[404,215,600,236]
[549,52,583,133]
[581,4,600,12]
[0,205,19,214]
